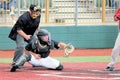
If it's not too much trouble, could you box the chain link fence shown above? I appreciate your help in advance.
[0,0,119,26]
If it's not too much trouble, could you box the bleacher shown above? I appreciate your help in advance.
[0,0,117,25]
[52,0,101,23]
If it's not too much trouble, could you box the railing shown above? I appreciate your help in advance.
[0,0,120,26]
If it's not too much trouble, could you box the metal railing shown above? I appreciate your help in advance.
[0,0,119,26]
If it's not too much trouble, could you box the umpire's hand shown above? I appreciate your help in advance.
[25,35,32,41]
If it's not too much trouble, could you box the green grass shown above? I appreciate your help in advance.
[54,56,114,62]
[1,56,120,63]
[0,58,12,63]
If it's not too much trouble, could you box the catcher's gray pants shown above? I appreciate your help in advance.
[107,32,120,67]
[13,34,25,62]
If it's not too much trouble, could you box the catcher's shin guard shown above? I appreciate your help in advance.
[10,52,31,72]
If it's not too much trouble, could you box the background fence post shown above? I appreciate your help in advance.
[102,0,106,23]
[45,0,49,24]
[18,0,20,17]
[75,0,78,26]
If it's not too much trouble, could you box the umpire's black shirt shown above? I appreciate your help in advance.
[8,11,41,41]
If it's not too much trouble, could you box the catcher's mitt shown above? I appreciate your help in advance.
[64,43,75,57]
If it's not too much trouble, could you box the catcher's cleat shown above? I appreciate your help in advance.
[104,66,114,71]
[32,65,39,67]
[10,66,18,72]
[32,65,36,67]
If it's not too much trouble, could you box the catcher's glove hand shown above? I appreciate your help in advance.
[64,43,75,57]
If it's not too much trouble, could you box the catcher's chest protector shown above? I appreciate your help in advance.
[32,41,50,54]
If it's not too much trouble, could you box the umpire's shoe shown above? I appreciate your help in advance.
[10,66,18,72]
[104,66,114,71]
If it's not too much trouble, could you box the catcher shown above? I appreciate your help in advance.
[10,29,74,72]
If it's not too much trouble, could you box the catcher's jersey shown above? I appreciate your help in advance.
[25,38,59,58]
[8,11,40,41]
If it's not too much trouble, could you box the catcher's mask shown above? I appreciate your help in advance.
[37,29,51,45]
[29,4,41,19]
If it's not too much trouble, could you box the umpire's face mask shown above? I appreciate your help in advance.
[30,5,41,19]
[31,11,40,19]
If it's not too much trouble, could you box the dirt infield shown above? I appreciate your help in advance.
[1,62,120,80]
[0,48,112,58]
[1,49,120,80]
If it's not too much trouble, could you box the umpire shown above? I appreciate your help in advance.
[8,4,41,64]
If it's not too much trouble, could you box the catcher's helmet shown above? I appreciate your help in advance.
[37,29,51,45]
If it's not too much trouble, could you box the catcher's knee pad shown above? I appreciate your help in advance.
[56,64,63,70]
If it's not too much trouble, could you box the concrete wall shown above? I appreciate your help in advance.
[0,25,118,50]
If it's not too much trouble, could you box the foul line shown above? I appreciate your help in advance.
[36,71,120,80]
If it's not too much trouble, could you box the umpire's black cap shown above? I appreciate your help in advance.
[29,4,41,12]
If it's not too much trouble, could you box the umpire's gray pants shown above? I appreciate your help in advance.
[13,34,25,62]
